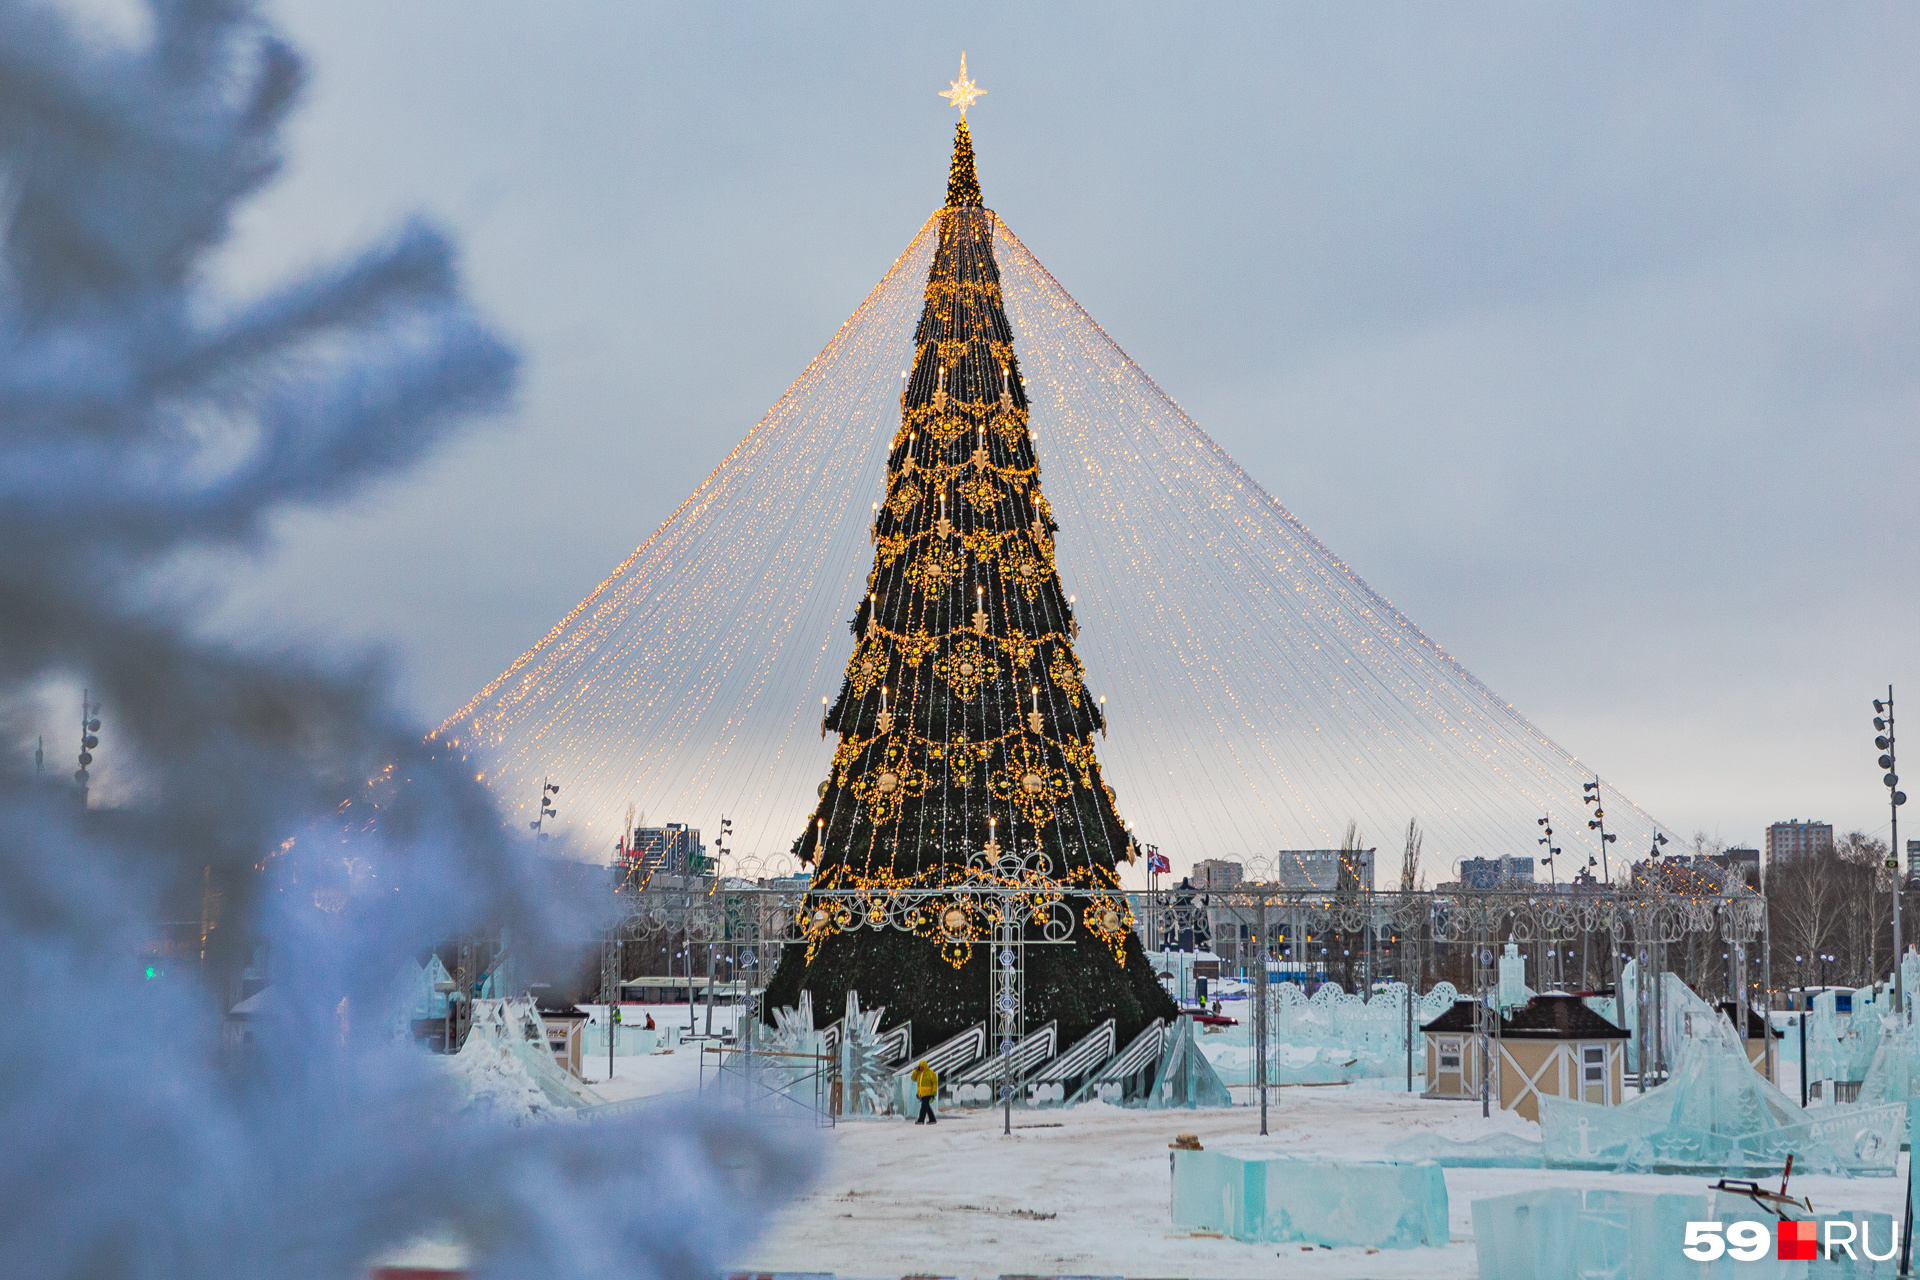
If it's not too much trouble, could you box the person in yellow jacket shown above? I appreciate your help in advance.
[910,1059,939,1125]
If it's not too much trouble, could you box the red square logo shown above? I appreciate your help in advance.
[1777,1219,1817,1261]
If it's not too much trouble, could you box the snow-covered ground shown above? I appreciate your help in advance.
[577,1002,745,1103]
[734,1086,1908,1279]
[421,1008,1904,1277]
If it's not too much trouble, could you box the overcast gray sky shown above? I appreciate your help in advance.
[193,3,1917,854]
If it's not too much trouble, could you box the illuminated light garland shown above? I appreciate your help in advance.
[437,130,1681,892]
[798,857,1133,969]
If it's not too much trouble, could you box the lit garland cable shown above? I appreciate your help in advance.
[431,217,942,857]
[434,198,1680,887]
[989,214,1676,882]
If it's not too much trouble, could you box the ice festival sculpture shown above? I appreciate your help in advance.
[1621,963,1797,1077]
[1147,1016,1232,1109]
[1858,1021,1920,1118]
[755,991,906,1117]
[1856,980,1920,1133]
[832,992,898,1117]
[1539,1008,1903,1176]
[1775,979,1896,1093]
[1199,981,1459,1087]
[449,998,602,1122]
[747,992,837,1116]
[1809,985,1885,1086]
[386,955,450,1042]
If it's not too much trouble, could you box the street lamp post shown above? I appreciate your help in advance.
[529,777,559,839]
[74,691,102,806]
[1873,690,1907,1018]
[433,979,459,1054]
[1798,1010,1808,1107]
[1582,778,1620,881]
[683,945,696,1033]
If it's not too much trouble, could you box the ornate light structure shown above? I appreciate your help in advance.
[939,52,986,116]
[762,70,1172,1052]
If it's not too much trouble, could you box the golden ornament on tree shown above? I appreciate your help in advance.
[933,636,998,700]
[904,542,962,596]
[846,638,889,695]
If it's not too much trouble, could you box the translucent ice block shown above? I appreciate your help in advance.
[1472,1188,1578,1280]
[1145,1014,1232,1109]
[1171,1150,1447,1248]
[1473,1187,1709,1280]
[1383,1130,1543,1168]
[1856,1026,1920,1116]
[1497,941,1529,1011]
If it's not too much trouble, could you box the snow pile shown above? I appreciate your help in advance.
[447,998,600,1123]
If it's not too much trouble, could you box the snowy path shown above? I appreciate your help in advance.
[575,1002,744,1103]
[738,1086,1909,1279]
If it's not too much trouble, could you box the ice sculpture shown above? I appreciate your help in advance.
[1473,1187,1708,1280]
[834,992,896,1117]
[1028,1018,1116,1105]
[419,955,455,1018]
[450,998,601,1120]
[1856,1022,1920,1124]
[1831,988,1882,1084]
[1778,985,1884,1090]
[950,1023,1059,1106]
[1622,964,1774,1075]
[1383,1130,1544,1168]
[1201,981,1461,1087]
[1146,1016,1232,1108]
[1539,1014,1903,1176]
[1083,1018,1165,1104]
[1171,1150,1448,1248]
[757,992,830,1102]
[1497,943,1531,1011]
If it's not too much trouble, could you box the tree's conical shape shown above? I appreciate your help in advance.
[763,122,1176,1049]
[946,117,981,207]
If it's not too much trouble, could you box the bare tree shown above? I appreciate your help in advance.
[1337,820,1364,892]
[1837,831,1891,985]
[1768,832,1886,991]
[1335,821,1363,990]
[1400,818,1424,892]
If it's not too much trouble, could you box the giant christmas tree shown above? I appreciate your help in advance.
[763,90,1176,1051]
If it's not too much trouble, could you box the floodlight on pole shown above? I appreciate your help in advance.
[74,689,101,803]
[1873,688,1905,1019]
[1581,777,1617,881]
[531,776,560,838]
